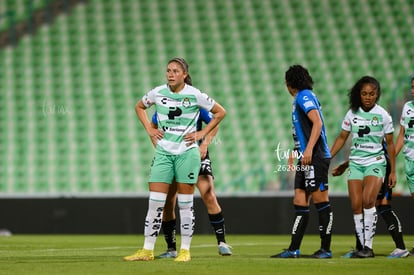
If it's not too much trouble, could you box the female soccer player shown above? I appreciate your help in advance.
[271,65,333,259]
[330,76,396,258]
[124,57,226,262]
[151,108,232,257]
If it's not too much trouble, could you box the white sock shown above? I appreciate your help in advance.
[363,207,377,249]
[353,213,364,248]
[177,193,194,250]
[143,191,167,250]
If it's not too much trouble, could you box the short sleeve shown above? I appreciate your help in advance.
[197,92,215,111]
[142,88,157,108]
[383,110,394,134]
[400,103,408,126]
[341,110,352,132]
[296,91,317,114]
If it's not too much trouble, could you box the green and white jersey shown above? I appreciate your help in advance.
[341,104,394,166]
[400,101,414,159]
[142,84,215,155]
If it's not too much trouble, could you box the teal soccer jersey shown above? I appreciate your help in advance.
[341,104,394,166]
[142,84,215,155]
[400,101,414,160]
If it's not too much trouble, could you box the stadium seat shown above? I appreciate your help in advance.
[0,0,413,195]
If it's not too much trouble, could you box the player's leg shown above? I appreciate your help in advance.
[173,148,200,262]
[346,163,366,257]
[356,173,383,258]
[308,158,333,259]
[271,167,309,258]
[405,159,414,253]
[197,153,232,255]
[158,181,178,258]
[346,179,365,253]
[377,200,409,258]
[123,183,169,261]
[376,168,409,258]
[124,153,173,261]
[197,174,232,255]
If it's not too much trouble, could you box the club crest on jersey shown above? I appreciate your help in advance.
[371,116,379,126]
[182,97,191,107]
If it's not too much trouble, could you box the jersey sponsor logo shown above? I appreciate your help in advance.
[357,125,370,137]
[162,126,185,133]
[303,101,314,109]
[168,107,182,119]
[354,143,374,149]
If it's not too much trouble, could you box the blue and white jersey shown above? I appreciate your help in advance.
[292,89,331,160]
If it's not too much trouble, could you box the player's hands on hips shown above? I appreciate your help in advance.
[184,131,203,146]
[147,128,164,146]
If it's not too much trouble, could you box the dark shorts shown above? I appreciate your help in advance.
[199,151,214,177]
[377,159,392,201]
[294,157,330,192]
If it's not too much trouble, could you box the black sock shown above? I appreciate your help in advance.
[315,202,333,251]
[377,205,406,250]
[209,212,226,244]
[162,219,177,250]
[355,231,363,251]
[288,205,309,251]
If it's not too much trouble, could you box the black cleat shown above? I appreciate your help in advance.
[356,247,374,258]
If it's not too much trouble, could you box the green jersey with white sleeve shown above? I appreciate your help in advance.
[400,101,414,160]
[142,84,215,155]
[341,104,394,166]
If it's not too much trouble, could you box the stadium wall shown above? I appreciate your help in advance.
[0,196,413,235]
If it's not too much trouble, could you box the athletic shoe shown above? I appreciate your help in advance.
[356,247,374,258]
[270,249,300,258]
[218,242,232,256]
[174,249,191,262]
[341,249,358,258]
[387,248,409,258]
[123,249,154,261]
[157,248,177,258]
[311,248,332,259]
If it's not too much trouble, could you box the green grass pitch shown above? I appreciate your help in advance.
[1,234,414,274]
